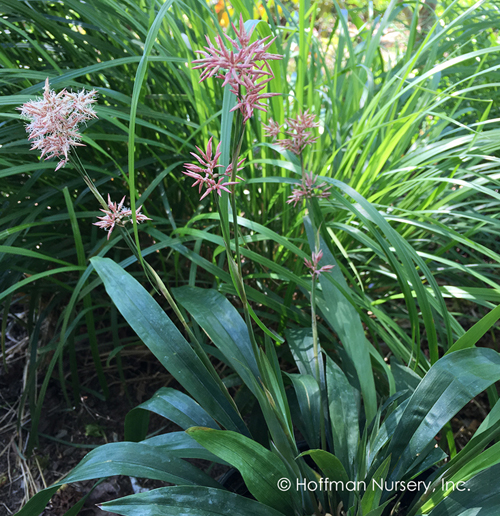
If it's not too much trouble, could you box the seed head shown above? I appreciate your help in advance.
[287,172,332,207]
[263,118,281,138]
[265,109,319,155]
[18,78,98,170]
[183,137,244,200]
[304,249,334,278]
[192,14,282,124]
[93,195,151,240]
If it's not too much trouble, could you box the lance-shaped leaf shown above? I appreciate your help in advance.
[298,449,349,508]
[285,327,318,377]
[141,431,228,464]
[127,387,220,433]
[14,442,220,516]
[91,257,247,435]
[388,348,500,482]
[426,463,500,516]
[101,486,287,516]
[187,427,297,515]
[287,373,321,450]
[326,356,361,477]
[172,286,261,392]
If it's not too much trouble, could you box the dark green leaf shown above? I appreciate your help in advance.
[131,387,220,430]
[326,356,361,477]
[90,257,247,435]
[172,287,261,390]
[101,486,286,516]
[187,427,296,514]
[388,348,500,482]
[14,442,220,516]
[287,373,321,450]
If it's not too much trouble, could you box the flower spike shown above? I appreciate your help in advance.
[287,173,332,207]
[18,78,98,170]
[93,194,151,240]
[266,109,320,155]
[304,249,334,278]
[192,16,282,124]
[183,137,244,201]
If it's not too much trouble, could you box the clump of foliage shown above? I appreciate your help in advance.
[1,2,500,514]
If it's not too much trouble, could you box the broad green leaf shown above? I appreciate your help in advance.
[365,500,393,516]
[101,486,286,516]
[367,400,409,470]
[391,357,422,393]
[361,456,391,515]
[90,257,247,435]
[447,442,500,489]
[14,442,220,516]
[141,431,227,464]
[260,341,294,438]
[298,449,349,507]
[421,400,500,513]
[442,398,500,481]
[326,356,361,477]
[426,463,500,516]
[285,327,317,377]
[129,387,220,431]
[187,427,296,514]
[172,287,261,390]
[287,373,321,450]
[388,348,500,483]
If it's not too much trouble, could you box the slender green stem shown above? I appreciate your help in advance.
[300,153,306,185]
[220,110,260,354]
[69,154,108,210]
[230,125,246,282]
[119,229,238,409]
[311,278,320,380]
[1,295,10,372]
[311,276,326,451]
[71,154,230,396]
[144,261,197,343]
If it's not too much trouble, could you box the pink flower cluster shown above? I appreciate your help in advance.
[18,78,98,171]
[193,14,282,124]
[304,250,334,279]
[94,195,151,240]
[183,137,244,200]
[287,172,332,207]
[263,109,319,155]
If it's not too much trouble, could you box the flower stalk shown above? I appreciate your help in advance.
[188,16,284,353]
[306,248,334,451]
[228,117,260,353]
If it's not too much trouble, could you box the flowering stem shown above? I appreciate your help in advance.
[119,229,237,407]
[69,154,108,211]
[228,121,259,353]
[300,153,306,186]
[229,126,245,279]
[311,278,319,379]
[311,276,327,451]
[70,153,229,397]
